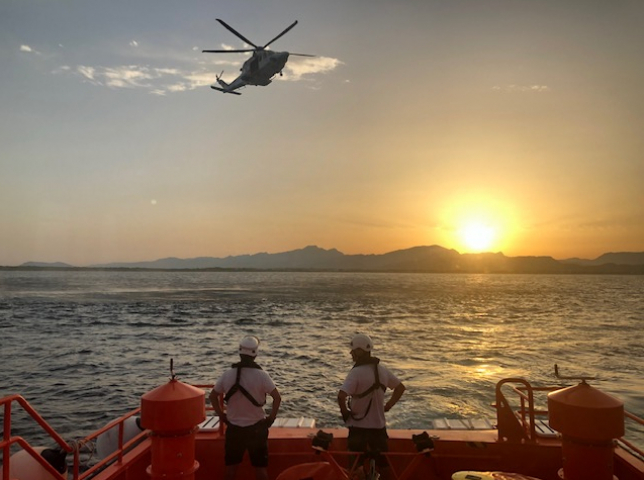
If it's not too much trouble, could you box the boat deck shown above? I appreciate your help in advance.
[88,423,635,480]
[3,376,644,480]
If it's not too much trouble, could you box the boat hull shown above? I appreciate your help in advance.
[84,426,644,480]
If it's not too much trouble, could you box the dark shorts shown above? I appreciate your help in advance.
[347,427,389,467]
[225,420,270,467]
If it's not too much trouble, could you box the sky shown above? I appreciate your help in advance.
[1,0,643,266]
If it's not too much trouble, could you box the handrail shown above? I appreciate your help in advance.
[0,436,68,480]
[1,394,73,480]
[494,379,644,459]
[0,394,149,480]
[620,411,644,459]
[495,378,538,442]
[495,379,561,443]
[73,407,147,480]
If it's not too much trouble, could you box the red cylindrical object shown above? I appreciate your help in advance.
[548,382,624,480]
[141,379,206,480]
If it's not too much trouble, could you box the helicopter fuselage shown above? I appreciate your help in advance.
[240,50,290,86]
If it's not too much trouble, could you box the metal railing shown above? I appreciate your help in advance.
[495,378,558,442]
[1,394,148,480]
[72,407,147,480]
[495,378,644,459]
[1,394,72,480]
[620,411,644,459]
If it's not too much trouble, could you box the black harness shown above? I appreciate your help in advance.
[224,359,265,407]
[349,356,386,420]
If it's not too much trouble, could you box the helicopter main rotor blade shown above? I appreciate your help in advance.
[202,49,256,53]
[216,18,259,49]
[263,20,298,49]
[288,53,316,57]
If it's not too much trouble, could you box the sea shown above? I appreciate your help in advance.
[1,270,643,451]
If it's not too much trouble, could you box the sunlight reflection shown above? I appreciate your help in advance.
[473,363,504,377]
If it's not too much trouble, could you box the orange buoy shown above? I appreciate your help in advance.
[140,378,205,480]
[548,381,624,480]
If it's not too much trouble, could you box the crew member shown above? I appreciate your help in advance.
[210,336,281,480]
[338,333,405,480]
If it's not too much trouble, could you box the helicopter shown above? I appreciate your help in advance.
[202,19,315,95]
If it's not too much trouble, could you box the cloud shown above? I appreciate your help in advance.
[20,44,41,55]
[69,63,213,94]
[77,66,98,82]
[167,83,187,92]
[103,65,154,88]
[282,56,343,81]
[493,84,550,93]
[213,43,253,52]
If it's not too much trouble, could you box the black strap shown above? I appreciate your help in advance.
[349,357,386,421]
[352,357,386,399]
[224,361,265,407]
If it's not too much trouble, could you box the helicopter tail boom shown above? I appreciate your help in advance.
[210,85,241,95]
[210,72,241,95]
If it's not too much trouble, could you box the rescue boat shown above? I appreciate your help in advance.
[2,365,643,480]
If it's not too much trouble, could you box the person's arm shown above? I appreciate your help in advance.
[209,389,227,424]
[384,382,405,412]
[338,390,351,422]
[266,388,281,425]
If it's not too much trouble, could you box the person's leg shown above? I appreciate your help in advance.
[254,467,269,480]
[347,427,368,478]
[370,428,391,480]
[224,464,238,480]
[224,425,245,480]
[248,421,270,480]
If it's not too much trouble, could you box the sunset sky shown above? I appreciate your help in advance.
[1,0,643,266]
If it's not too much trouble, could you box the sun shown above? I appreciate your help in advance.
[459,221,496,252]
[435,192,517,254]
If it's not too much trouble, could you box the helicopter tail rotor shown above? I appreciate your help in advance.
[215,71,228,88]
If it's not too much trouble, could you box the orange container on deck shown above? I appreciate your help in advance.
[140,379,206,480]
[548,381,624,480]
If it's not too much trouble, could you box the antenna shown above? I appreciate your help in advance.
[170,358,176,381]
[554,363,596,383]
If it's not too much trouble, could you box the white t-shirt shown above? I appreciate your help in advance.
[340,361,401,429]
[214,366,276,427]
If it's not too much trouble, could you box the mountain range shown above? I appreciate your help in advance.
[16,245,644,274]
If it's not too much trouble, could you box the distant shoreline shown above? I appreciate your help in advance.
[5,246,644,274]
[2,265,643,275]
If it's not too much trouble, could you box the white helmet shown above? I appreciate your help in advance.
[350,334,373,352]
[239,336,260,357]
